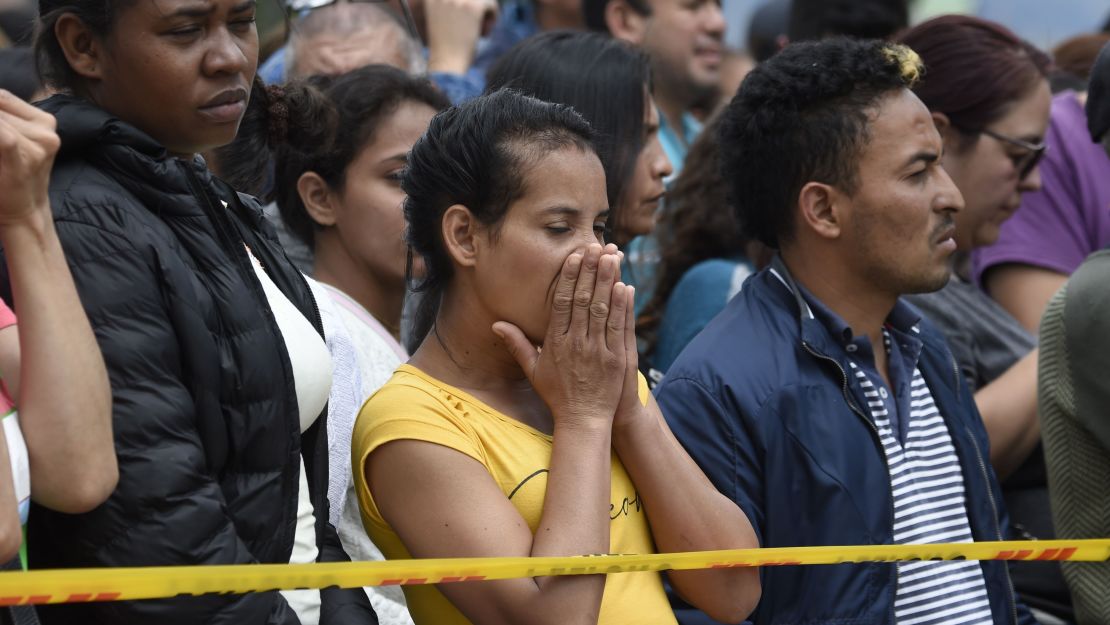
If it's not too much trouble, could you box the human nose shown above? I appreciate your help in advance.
[935,165,965,215]
[203,26,251,77]
[703,1,726,37]
[653,138,674,181]
[1018,163,1043,193]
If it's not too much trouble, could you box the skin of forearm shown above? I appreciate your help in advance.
[612,407,760,624]
[0,211,116,513]
[973,349,1041,480]
[521,419,612,625]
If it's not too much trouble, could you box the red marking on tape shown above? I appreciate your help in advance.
[27,596,51,604]
[1055,548,1077,561]
[0,597,22,606]
[463,576,485,582]
[380,579,403,586]
[441,577,464,583]
[1036,549,1060,561]
[997,550,1034,561]
[66,594,93,602]
[94,593,120,602]
[402,578,427,586]
[758,560,801,567]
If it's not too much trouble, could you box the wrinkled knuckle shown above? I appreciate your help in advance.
[589,301,609,319]
[573,291,592,308]
[552,293,574,312]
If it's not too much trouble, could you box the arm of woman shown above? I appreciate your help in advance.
[613,288,760,625]
[984,265,1067,334]
[0,92,115,513]
[368,424,613,625]
[369,246,630,625]
[973,348,1041,480]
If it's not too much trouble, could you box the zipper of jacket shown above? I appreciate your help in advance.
[963,422,1019,624]
[182,165,300,428]
[800,339,898,625]
[941,341,1018,624]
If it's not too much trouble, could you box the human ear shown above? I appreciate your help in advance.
[441,204,479,268]
[797,181,842,241]
[54,14,105,83]
[297,172,337,227]
[605,0,649,44]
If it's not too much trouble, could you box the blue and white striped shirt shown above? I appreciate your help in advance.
[849,330,993,625]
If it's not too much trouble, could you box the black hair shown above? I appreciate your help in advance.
[788,0,908,43]
[583,0,650,33]
[718,37,921,249]
[208,75,337,198]
[33,0,136,92]
[486,30,650,244]
[0,47,44,101]
[272,64,448,247]
[403,88,597,344]
[638,115,756,359]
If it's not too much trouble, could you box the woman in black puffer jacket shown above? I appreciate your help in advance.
[5,0,380,622]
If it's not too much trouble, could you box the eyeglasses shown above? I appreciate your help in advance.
[980,128,1047,182]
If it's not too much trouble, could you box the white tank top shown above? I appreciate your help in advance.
[247,249,331,625]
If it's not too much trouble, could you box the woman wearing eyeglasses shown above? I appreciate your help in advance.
[24,0,376,623]
[897,15,1072,624]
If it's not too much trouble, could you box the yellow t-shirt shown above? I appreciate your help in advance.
[352,364,679,625]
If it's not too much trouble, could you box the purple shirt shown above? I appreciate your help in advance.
[972,91,1110,284]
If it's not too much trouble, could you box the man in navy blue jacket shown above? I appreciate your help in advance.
[655,37,1036,625]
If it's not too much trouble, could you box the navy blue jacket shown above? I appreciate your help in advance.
[655,260,1035,625]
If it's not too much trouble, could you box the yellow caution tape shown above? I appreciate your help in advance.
[0,539,1107,606]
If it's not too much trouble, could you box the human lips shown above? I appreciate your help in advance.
[694,42,723,66]
[933,222,957,252]
[198,87,248,124]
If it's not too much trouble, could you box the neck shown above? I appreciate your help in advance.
[410,283,531,392]
[312,234,405,339]
[780,247,897,348]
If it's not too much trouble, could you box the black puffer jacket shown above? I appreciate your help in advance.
[11,95,376,625]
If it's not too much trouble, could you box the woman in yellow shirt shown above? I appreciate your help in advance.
[353,89,760,625]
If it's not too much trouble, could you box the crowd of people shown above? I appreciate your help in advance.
[0,0,1108,624]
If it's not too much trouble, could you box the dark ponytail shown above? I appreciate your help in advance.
[402,88,597,345]
[209,75,337,199]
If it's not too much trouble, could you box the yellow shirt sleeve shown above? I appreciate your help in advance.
[352,377,487,530]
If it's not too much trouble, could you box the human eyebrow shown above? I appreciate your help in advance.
[903,151,939,169]
[167,0,254,17]
[541,206,610,221]
[165,2,215,18]
[231,0,257,11]
[380,153,408,165]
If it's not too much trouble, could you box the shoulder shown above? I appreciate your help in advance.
[673,259,749,297]
[658,270,803,416]
[1061,250,1110,331]
[47,157,163,258]
[356,369,479,448]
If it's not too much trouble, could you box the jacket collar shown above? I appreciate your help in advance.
[766,255,959,394]
[41,94,222,217]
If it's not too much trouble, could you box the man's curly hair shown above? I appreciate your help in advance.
[718,37,923,249]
